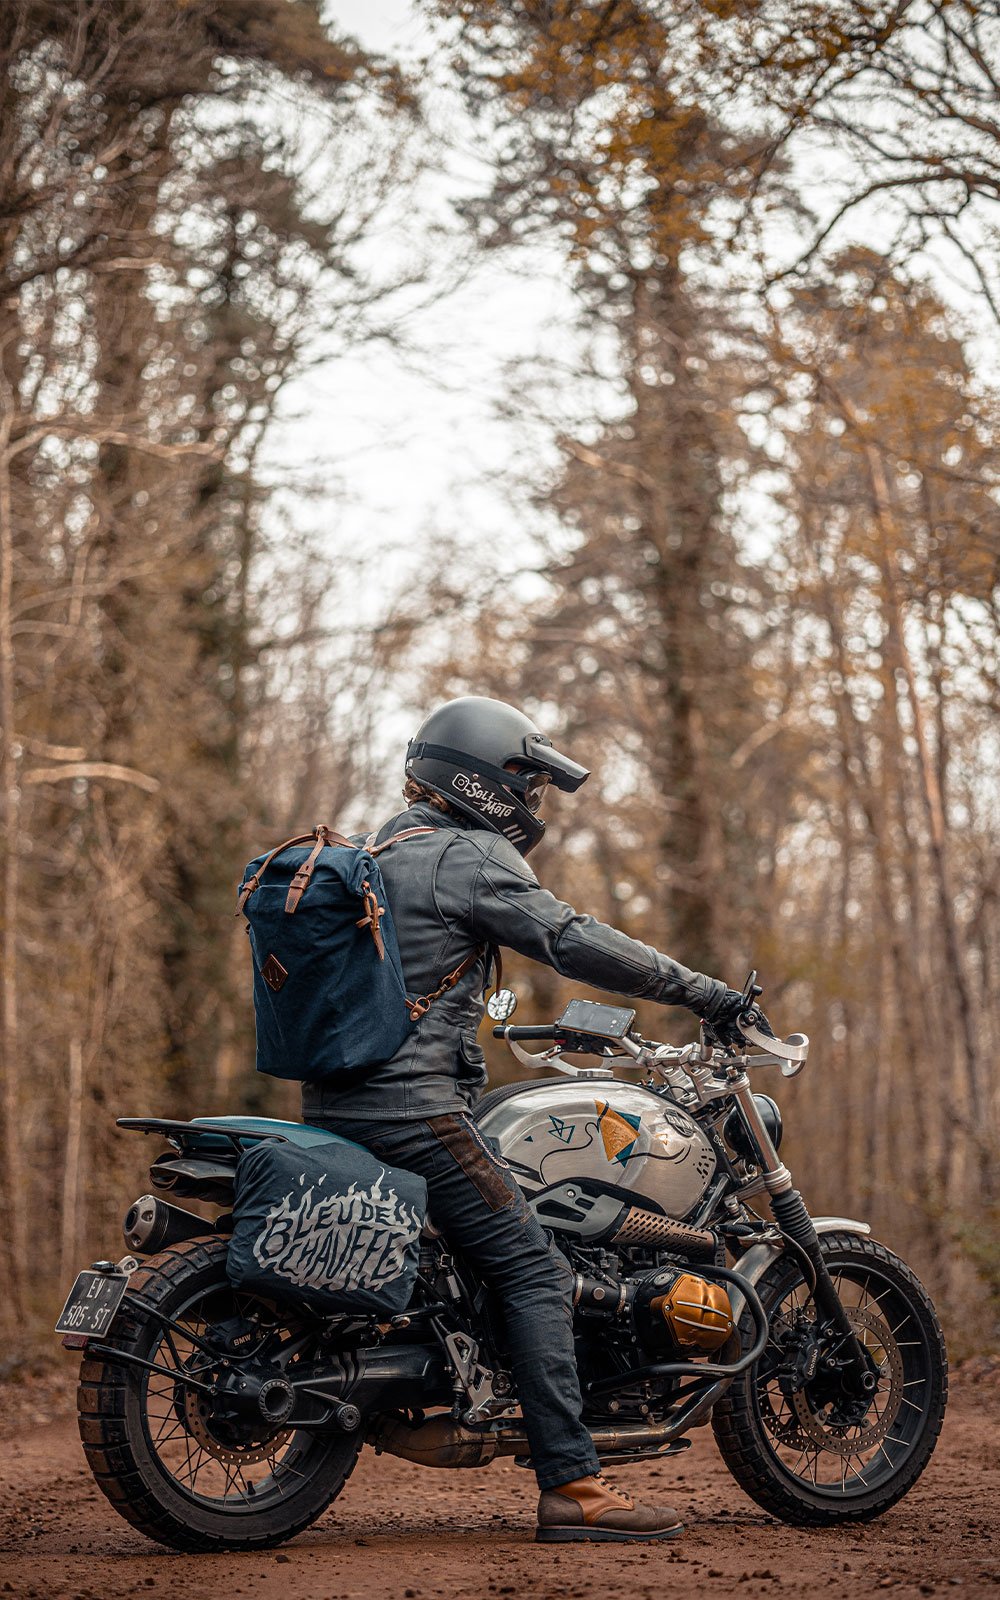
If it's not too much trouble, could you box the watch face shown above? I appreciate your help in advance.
[486,988,518,1023]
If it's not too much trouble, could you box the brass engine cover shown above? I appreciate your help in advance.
[650,1272,735,1353]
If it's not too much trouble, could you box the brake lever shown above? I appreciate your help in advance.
[739,1018,810,1074]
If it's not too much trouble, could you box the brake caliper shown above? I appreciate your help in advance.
[773,1313,821,1398]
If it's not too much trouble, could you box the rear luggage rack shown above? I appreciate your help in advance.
[117,1117,290,1154]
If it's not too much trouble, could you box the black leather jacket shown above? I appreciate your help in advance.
[301,802,728,1123]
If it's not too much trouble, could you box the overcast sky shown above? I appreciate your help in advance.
[260,2,994,639]
[256,0,590,621]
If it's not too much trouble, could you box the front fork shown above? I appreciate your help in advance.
[730,1077,879,1398]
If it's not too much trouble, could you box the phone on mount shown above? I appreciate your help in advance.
[556,999,636,1042]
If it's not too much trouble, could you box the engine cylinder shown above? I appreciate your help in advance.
[632,1266,735,1356]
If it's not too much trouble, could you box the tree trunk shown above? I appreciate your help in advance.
[863,445,989,1190]
[59,1038,85,1286]
[0,340,25,1322]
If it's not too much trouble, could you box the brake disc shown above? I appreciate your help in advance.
[183,1388,292,1466]
[789,1305,904,1457]
[761,1386,813,1449]
[757,1313,814,1448]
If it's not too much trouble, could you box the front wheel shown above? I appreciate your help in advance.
[713,1232,947,1525]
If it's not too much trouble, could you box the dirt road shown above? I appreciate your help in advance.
[0,1369,994,1600]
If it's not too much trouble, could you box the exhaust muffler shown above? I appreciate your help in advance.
[123,1194,211,1254]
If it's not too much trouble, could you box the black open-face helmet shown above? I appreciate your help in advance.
[406,696,589,855]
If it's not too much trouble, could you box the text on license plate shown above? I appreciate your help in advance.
[54,1270,129,1337]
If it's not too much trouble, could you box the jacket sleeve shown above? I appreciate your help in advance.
[459,835,728,1016]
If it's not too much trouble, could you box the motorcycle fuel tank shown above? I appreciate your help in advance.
[477,1079,717,1244]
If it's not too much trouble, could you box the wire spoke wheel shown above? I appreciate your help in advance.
[756,1277,914,1493]
[713,1232,947,1525]
[77,1238,363,1551]
[141,1284,308,1510]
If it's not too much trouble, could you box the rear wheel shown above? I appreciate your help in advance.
[78,1237,362,1552]
[713,1232,947,1525]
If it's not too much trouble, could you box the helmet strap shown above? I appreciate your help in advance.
[405,740,540,799]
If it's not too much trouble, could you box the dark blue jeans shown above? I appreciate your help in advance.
[310,1109,601,1491]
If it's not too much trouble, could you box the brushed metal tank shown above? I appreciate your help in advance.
[477,1079,717,1243]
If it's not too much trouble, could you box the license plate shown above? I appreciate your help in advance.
[55,1269,130,1338]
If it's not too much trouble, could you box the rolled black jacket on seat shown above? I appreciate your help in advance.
[302,801,728,1124]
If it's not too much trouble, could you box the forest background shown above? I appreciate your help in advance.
[1,0,999,1359]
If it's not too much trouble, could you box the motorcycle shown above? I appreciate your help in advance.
[56,973,947,1551]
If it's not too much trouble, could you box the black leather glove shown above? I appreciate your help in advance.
[704,987,775,1049]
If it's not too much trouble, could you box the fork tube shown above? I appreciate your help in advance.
[728,1076,792,1192]
[730,1076,877,1392]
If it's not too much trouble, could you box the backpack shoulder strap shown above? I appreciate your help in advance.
[406,944,503,1022]
[364,827,502,1020]
[367,826,438,857]
[406,945,483,1022]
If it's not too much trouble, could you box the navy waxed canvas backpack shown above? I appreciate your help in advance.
[237,823,483,1083]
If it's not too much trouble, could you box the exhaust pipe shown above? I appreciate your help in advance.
[371,1415,696,1470]
[371,1414,505,1469]
[123,1194,211,1254]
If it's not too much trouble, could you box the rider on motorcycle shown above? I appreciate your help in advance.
[303,696,767,1542]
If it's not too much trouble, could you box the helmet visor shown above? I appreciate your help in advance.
[519,771,551,814]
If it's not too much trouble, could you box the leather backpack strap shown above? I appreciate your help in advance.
[349,824,492,1016]
[285,824,355,914]
[354,827,440,956]
[368,826,438,857]
[355,882,387,959]
[237,831,316,914]
[406,945,486,1023]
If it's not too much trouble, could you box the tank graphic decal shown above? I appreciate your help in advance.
[595,1102,642,1166]
[479,1081,718,1231]
[537,1119,599,1185]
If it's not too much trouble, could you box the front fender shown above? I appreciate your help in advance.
[726,1215,872,1324]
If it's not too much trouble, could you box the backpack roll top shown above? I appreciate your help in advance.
[238,825,418,1082]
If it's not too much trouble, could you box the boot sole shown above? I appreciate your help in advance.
[536,1523,684,1544]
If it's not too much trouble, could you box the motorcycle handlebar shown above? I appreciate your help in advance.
[492,1015,809,1071]
[491,1025,561,1041]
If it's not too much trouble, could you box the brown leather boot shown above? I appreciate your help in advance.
[536,1471,684,1543]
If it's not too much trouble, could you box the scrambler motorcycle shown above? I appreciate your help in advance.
[58,974,947,1551]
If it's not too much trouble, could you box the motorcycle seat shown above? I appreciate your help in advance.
[190,1115,344,1150]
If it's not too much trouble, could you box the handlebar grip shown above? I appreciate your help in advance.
[492,1025,561,1041]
